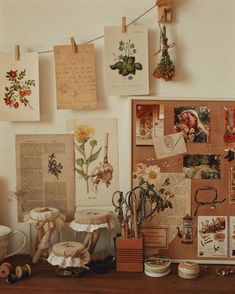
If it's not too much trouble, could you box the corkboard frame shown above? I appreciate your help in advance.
[131,98,235,264]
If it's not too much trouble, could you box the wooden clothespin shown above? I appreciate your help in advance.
[15,44,20,61]
[122,16,127,33]
[157,0,173,23]
[70,37,78,53]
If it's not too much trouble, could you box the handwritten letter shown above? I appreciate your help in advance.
[54,44,97,109]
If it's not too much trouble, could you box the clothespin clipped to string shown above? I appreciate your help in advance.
[70,37,78,53]
[15,44,20,61]
[122,16,127,33]
[157,0,173,23]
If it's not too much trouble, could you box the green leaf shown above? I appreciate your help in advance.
[75,168,86,178]
[5,87,9,91]
[86,146,102,163]
[127,56,135,64]
[110,64,117,70]
[74,143,85,156]
[134,63,143,70]
[121,68,129,76]
[76,158,84,167]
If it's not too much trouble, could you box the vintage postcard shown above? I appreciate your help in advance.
[183,154,220,179]
[0,52,40,121]
[136,104,158,145]
[198,216,228,258]
[153,132,187,159]
[174,106,210,143]
[54,44,97,109]
[67,118,119,206]
[15,134,75,221]
[104,26,149,96]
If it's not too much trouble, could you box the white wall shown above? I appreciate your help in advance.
[0,0,235,253]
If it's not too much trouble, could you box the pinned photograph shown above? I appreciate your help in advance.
[183,154,220,179]
[136,104,158,145]
[174,106,210,143]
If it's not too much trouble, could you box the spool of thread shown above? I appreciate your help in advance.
[0,263,12,279]
[15,264,31,279]
[6,273,18,284]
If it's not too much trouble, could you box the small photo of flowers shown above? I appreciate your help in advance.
[4,69,36,109]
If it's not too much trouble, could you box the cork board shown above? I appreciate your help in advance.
[131,99,235,263]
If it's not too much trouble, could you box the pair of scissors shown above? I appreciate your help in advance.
[112,191,125,224]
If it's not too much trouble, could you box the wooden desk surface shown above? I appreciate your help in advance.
[0,255,234,294]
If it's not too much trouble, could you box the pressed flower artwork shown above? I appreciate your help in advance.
[67,118,119,206]
[104,26,149,96]
[0,52,39,121]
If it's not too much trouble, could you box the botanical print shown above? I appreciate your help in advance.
[48,153,63,180]
[4,69,35,109]
[110,40,142,80]
[67,118,119,207]
[174,106,210,143]
[73,124,102,193]
[183,154,220,179]
[133,163,174,213]
[198,216,228,258]
[0,52,40,121]
[104,26,149,96]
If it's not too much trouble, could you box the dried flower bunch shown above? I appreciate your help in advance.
[153,25,175,81]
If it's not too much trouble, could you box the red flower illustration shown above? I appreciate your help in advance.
[9,70,17,78]
[5,98,12,105]
[13,102,19,108]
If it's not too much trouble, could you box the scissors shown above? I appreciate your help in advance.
[112,191,125,224]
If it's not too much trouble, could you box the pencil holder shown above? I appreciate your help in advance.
[115,234,144,272]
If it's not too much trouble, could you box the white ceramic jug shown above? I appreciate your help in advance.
[0,225,26,261]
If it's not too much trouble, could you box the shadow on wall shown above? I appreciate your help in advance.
[0,178,11,226]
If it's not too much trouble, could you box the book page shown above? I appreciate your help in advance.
[16,134,75,221]
[54,44,97,109]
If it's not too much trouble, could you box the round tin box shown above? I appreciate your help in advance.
[178,261,200,279]
[144,256,171,278]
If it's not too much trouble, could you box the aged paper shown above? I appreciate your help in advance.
[198,216,228,258]
[16,134,75,221]
[54,44,97,109]
[153,132,187,159]
[142,173,191,245]
[0,52,40,121]
[140,226,168,249]
[67,118,119,206]
[104,26,149,96]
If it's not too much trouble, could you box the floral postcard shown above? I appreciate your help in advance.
[0,52,39,121]
[174,106,210,143]
[67,118,119,206]
[104,26,149,96]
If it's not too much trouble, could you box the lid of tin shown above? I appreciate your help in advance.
[145,256,171,273]
[178,261,200,275]
[144,267,171,278]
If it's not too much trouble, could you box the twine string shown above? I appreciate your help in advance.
[38,3,158,54]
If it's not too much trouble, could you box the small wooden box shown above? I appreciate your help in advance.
[115,235,144,272]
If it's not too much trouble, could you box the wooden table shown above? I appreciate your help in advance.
[0,255,234,294]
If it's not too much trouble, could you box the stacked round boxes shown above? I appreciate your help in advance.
[178,261,200,279]
[144,256,171,277]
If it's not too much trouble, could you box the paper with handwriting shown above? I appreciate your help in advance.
[54,44,97,109]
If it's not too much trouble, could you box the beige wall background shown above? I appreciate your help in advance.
[0,0,235,253]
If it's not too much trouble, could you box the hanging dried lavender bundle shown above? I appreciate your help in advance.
[153,25,175,81]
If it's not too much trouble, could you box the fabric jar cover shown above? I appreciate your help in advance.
[70,209,119,232]
[47,241,90,268]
